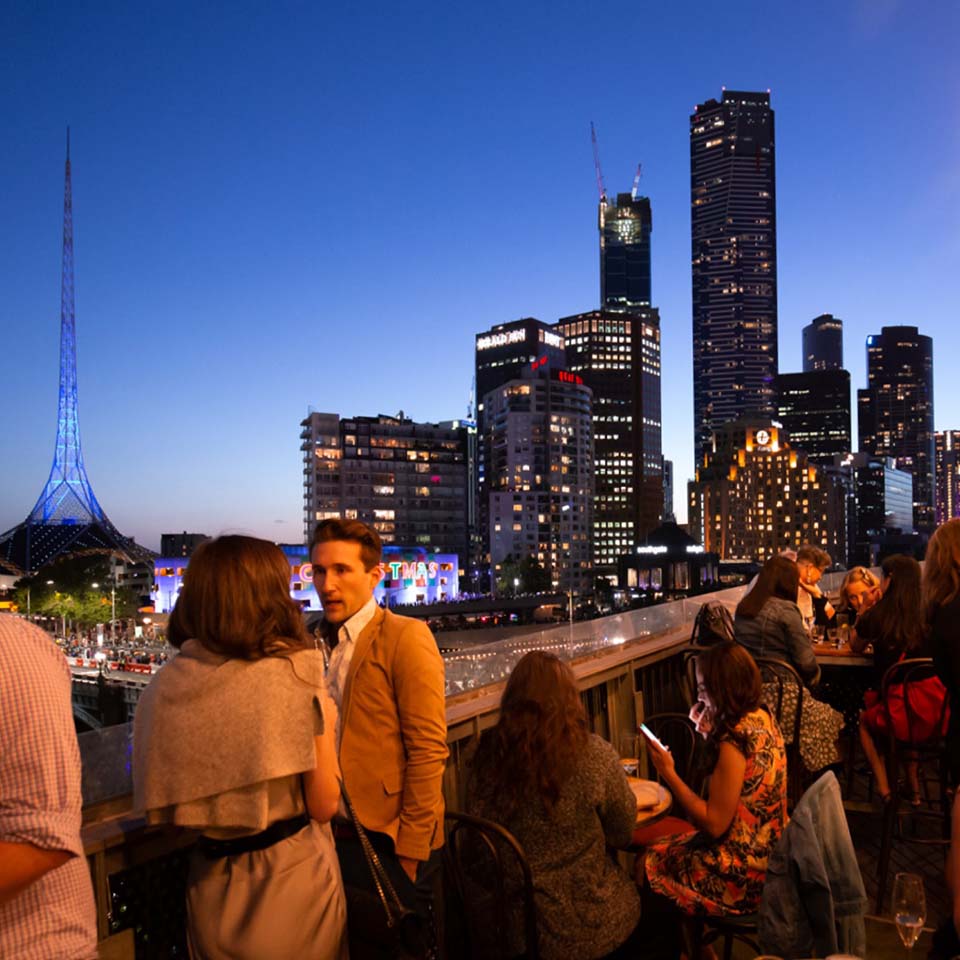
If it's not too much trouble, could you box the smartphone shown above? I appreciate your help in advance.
[639,723,668,752]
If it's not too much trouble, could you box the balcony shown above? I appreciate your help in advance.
[78,574,942,958]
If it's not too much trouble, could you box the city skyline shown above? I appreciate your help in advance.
[2,3,958,551]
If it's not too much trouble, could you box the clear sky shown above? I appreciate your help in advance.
[2,1,957,552]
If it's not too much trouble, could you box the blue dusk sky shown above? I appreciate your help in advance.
[1,2,957,551]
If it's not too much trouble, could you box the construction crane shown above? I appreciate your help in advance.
[631,163,642,200]
[590,122,607,203]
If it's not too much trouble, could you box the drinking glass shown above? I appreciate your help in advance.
[619,732,639,777]
[836,611,850,647]
[811,624,825,644]
[893,872,926,951]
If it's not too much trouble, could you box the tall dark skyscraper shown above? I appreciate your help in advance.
[857,326,935,531]
[775,369,851,465]
[600,193,652,311]
[555,308,662,574]
[935,430,960,524]
[690,89,778,467]
[803,313,843,371]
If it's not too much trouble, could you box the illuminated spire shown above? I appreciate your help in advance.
[29,131,106,524]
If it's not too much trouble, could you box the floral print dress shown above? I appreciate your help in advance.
[644,707,788,916]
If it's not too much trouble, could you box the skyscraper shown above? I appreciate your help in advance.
[555,308,662,573]
[690,89,778,467]
[600,193,652,311]
[474,318,568,580]
[803,313,843,371]
[935,430,960,524]
[687,419,844,563]
[482,364,593,594]
[775,369,851,465]
[857,326,935,531]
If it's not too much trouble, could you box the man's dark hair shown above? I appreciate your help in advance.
[310,518,382,571]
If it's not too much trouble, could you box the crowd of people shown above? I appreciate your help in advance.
[3,516,960,959]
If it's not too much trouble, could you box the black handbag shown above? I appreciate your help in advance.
[339,780,437,960]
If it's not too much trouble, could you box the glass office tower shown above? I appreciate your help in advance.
[600,193,652,311]
[857,326,935,532]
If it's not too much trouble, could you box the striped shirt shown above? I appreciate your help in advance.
[0,615,97,959]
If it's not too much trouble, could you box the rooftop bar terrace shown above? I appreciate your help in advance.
[79,574,946,958]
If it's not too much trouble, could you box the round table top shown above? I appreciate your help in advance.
[626,776,672,826]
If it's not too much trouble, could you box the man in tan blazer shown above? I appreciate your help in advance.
[310,518,448,954]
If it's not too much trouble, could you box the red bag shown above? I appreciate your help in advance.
[864,675,950,743]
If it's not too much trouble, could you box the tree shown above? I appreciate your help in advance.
[495,554,552,597]
[14,553,140,631]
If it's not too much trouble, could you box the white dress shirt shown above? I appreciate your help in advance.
[325,596,378,746]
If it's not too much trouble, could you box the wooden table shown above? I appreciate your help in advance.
[627,776,672,826]
[813,641,872,668]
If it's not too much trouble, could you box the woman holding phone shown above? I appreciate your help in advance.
[642,642,788,928]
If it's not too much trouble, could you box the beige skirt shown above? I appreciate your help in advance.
[186,819,347,959]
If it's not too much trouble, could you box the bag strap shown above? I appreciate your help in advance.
[339,778,407,928]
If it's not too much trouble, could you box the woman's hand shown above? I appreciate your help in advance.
[689,700,714,738]
[643,733,675,780]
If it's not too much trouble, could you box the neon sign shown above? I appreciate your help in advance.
[387,561,439,581]
[556,370,584,385]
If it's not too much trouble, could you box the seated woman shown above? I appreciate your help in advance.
[133,535,346,959]
[734,556,845,773]
[854,554,932,803]
[466,650,641,960]
[839,566,882,626]
[642,643,787,939]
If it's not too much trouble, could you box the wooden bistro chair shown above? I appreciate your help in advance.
[755,656,805,808]
[443,811,540,960]
[873,657,950,915]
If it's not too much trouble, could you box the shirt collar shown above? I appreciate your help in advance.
[338,595,378,646]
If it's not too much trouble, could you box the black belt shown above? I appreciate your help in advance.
[196,813,310,859]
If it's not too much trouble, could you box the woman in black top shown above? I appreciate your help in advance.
[855,555,928,802]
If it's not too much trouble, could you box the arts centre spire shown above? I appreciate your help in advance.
[0,133,151,575]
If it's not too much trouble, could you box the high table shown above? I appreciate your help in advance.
[813,641,874,732]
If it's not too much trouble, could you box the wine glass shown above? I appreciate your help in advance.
[618,732,639,777]
[893,872,926,951]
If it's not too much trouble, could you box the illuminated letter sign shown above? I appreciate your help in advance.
[540,330,563,349]
[556,370,584,385]
[388,561,403,579]
[476,329,527,351]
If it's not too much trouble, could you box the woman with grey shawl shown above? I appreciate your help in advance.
[133,535,346,959]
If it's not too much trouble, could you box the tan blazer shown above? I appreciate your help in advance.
[339,607,448,861]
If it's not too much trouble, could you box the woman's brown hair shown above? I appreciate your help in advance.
[735,556,799,619]
[923,519,960,623]
[857,554,924,655]
[468,651,588,822]
[167,535,307,659]
[696,642,763,756]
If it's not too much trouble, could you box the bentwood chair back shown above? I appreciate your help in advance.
[443,811,540,960]
[754,656,805,807]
